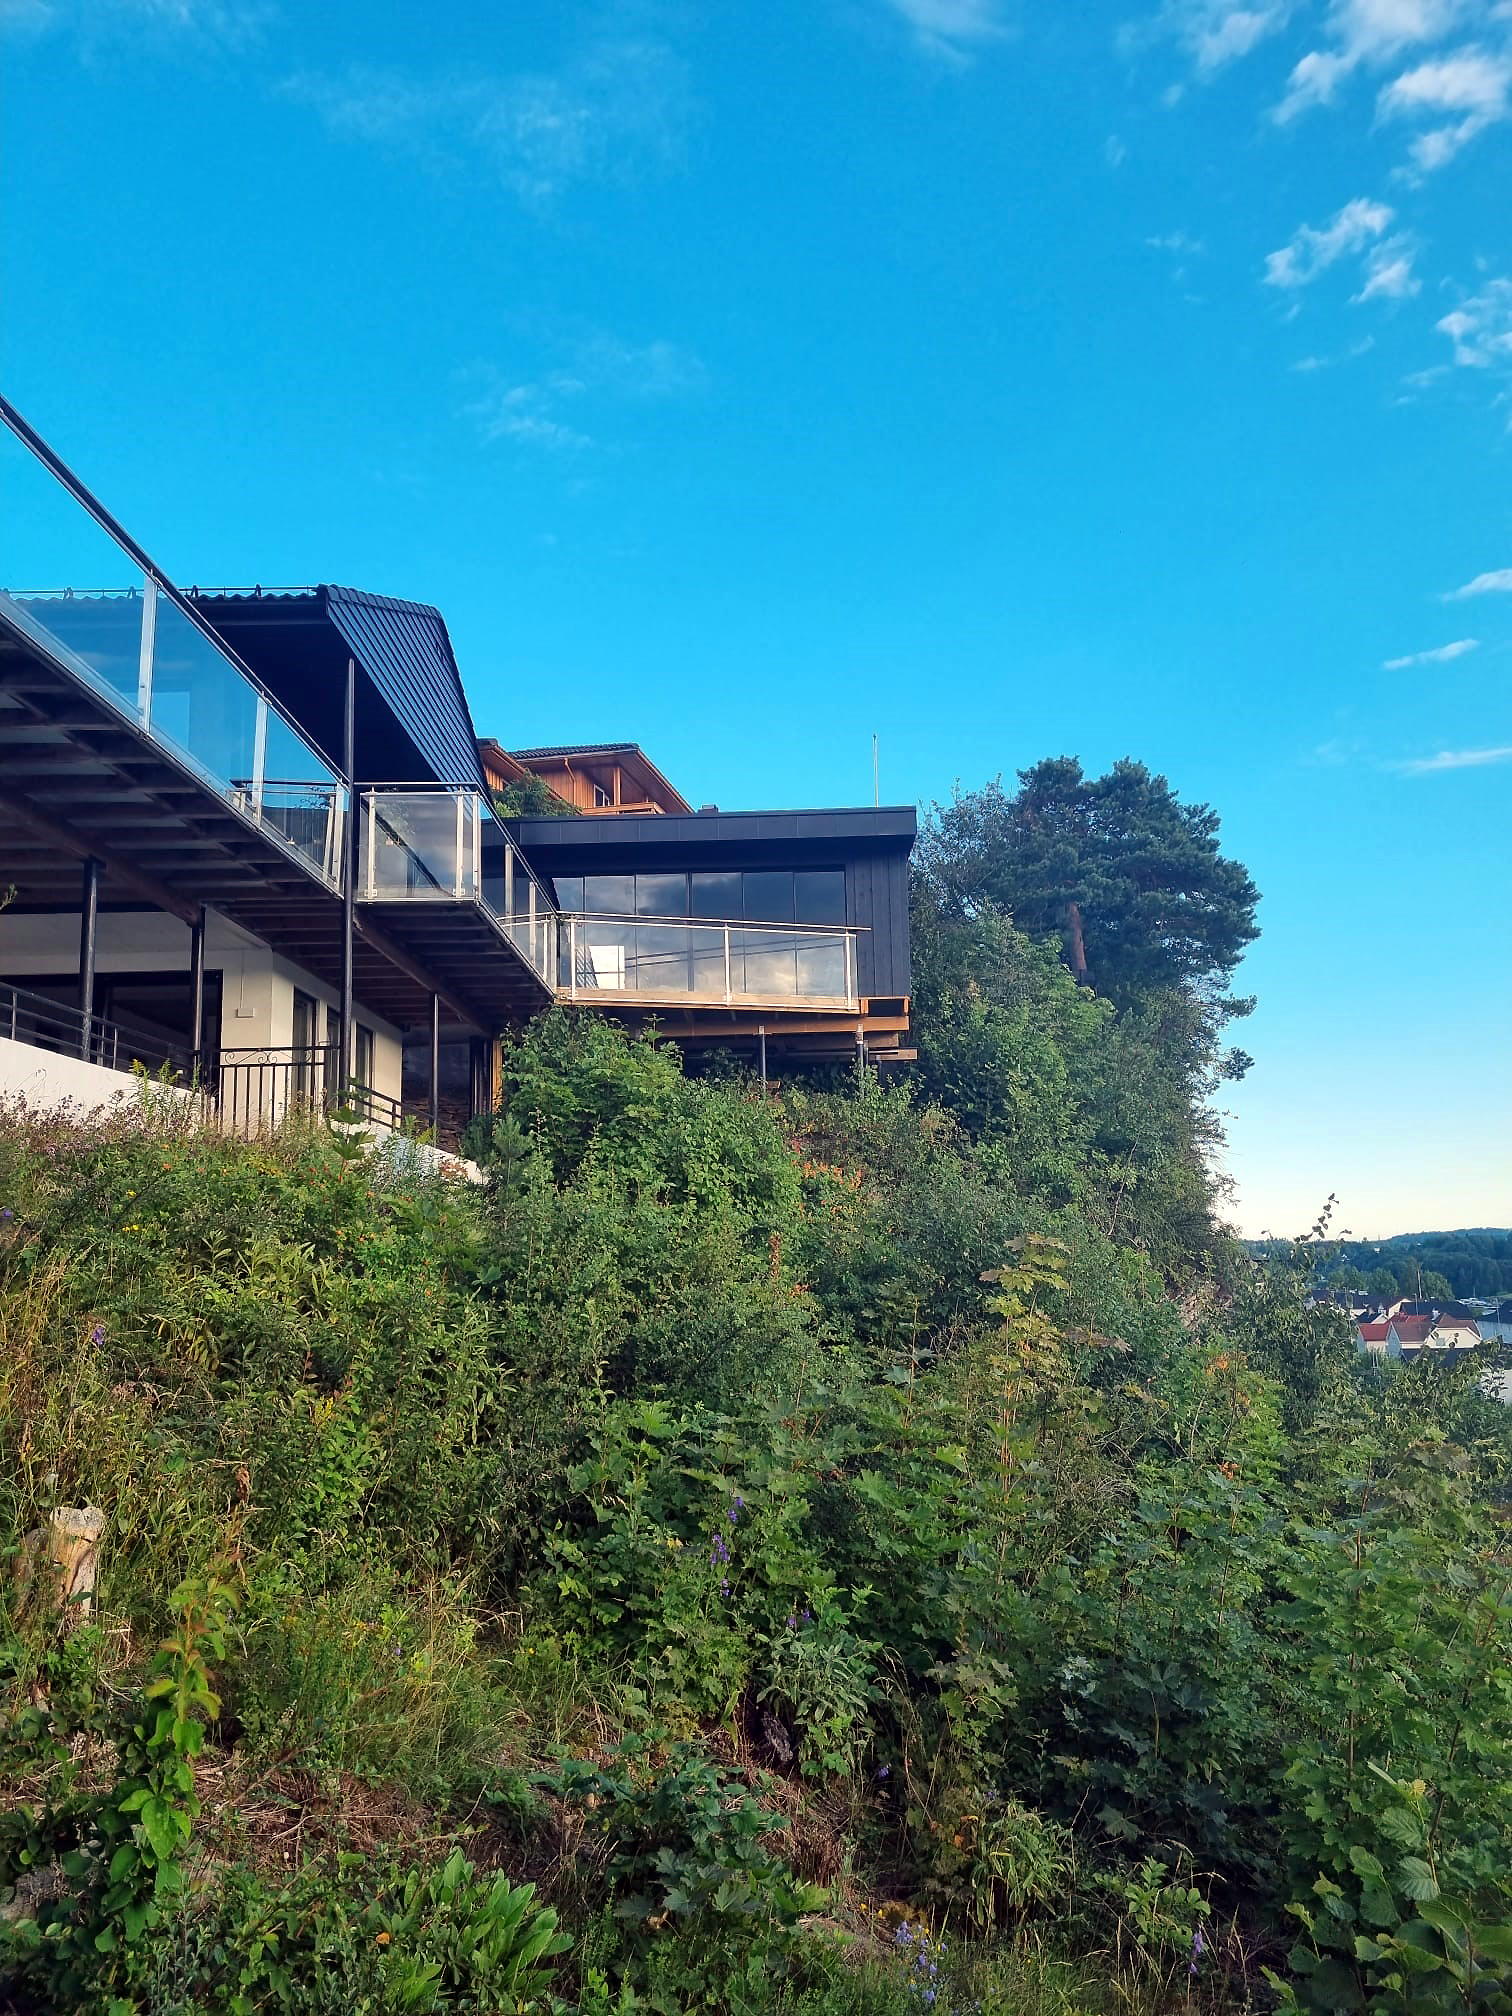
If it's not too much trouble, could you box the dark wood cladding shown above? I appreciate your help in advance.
[509,807,917,1000]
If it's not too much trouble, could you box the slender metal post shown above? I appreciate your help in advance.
[77,856,100,1060]
[569,916,578,999]
[504,841,514,921]
[189,904,206,1062]
[723,925,732,1005]
[759,1025,767,1093]
[844,932,854,1007]
[339,656,355,1087]
[454,791,465,900]
[430,994,441,1143]
[136,578,157,725]
[251,697,268,821]
[528,879,537,970]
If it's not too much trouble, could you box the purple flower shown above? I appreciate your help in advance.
[710,1534,731,1567]
[720,1578,730,1595]
[89,1325,105,1348]
[877,1764,890,1779]
[1,1208,12,1221]
[786,1614,796,1629]
[801,1608,812,1622]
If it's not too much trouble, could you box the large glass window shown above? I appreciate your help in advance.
[584,874,634,916]
[553,875,584,912]
[795,870,846,925]
[691,871,741,920]
[742,872,794,923]
[635,873,688,917]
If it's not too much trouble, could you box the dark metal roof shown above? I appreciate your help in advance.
[508,805,917,875]
[190,586,488,790]
[324,587,486,788]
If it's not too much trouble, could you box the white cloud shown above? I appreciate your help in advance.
[1147,229,1207,252]
[1291,335,1376,368]
[1378,44,1512,166]
[1435,276,1512,365]
[1382,636,1479,666]
[880,0,1010,60]
[1137,1,1295,79]
[1105,133,1130,165]
[1352,242,1420,297]
[2,0,269,43]
[1398,742,1512,771]
[283,38,690,207]
[1264,197,1394,287]
[1444,566,1512,597]
[457,330,706,456]
[1274,0,1471,121]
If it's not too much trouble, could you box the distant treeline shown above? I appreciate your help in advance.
[1248,1229,1512,1300]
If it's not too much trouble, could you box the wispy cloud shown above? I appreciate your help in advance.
[1274,0,1471,122]
[1353,243,1420,299]
[879,0,1011,61]
[1435,276,1512,366]
[1444,566,1512,598]
[1264,197,1393,288]
[1378,44,1512,169]
[2,0,270,45]
[283,36,691,207]
[1147,229,1207,253]
[1292,335,1376,369]
[457,329,707,456]
[1382,636,1479,667]
[1398,742,1512,772]
[1132,1,1295,80]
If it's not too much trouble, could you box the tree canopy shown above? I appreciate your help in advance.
[916,757,1260,1007]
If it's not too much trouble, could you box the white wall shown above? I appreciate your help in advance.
[0,907,404,1106]
[0,1036,196,1115]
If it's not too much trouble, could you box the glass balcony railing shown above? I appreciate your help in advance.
[558,916,858,1009]
[358,788,557,987]
[0,403,346,890]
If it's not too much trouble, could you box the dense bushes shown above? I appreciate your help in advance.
[2,1011,1510,2013]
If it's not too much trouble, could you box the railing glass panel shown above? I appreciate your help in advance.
[559,917,856,1007]
[361,791,473,899]
[0,410,345,890]
[150,594,260,793]
[0,426,147,708]
[261,708,344,883]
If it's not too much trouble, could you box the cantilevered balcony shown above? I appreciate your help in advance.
[356,788,556,1017]
[0,403,345,895]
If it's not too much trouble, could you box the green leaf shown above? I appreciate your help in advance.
[1359,1884,1399,1930]
[1397,1858,1440,1903]
[1348,1847,1386,1883]
[1471,1925,1512,1965]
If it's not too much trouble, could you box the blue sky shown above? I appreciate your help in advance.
[4,0,1510,1239]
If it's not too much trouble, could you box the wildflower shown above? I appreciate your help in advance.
[89,1325,105,1348]
[787,1614,797,1629]
[721,1578,730,1595]
[1190,1926,1205,1976]
[375,1930,392,1946]
[877,1764,890,1779]
[1,1208,12,1220]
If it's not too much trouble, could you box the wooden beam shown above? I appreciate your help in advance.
[0,786,200,925]
[353,913,483,1034]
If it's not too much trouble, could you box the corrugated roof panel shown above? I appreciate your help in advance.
[324,585,487,788]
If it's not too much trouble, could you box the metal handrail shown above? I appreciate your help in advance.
[1,978,199,1077]
[0,394,344,780]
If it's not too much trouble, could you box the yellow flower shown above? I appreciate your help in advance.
[375,1930,391,1946]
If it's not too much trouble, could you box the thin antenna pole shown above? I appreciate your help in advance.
[872,733,879,807]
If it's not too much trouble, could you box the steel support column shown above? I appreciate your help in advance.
[339,655,356,1088]
[189,904,206,1060]
[430,994,441,1144]
[77,856,100,1060]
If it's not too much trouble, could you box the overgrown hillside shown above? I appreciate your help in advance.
[3,768,1511,2016]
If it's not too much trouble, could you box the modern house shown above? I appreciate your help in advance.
[0,397,915,1143]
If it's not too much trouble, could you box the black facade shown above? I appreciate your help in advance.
[504,807,917,1002]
